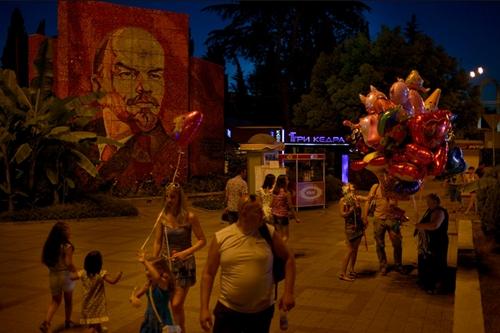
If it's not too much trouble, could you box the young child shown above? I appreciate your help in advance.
[40,221,76,333]
[74,251,122,333]
[129,253,177,333]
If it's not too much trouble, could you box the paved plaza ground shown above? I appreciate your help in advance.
[0,179,459,333]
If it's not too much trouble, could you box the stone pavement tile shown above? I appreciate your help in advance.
[0,181,456,333]
[366,316,389,332]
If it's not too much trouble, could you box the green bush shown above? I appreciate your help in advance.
[192,195,225,210]
[477,166,500,242]
[184,174,228,193]
[0,194,138,222]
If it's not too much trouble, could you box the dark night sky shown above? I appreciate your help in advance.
[1,1,500,97]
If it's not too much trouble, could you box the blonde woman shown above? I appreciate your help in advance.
[153,183,206,333]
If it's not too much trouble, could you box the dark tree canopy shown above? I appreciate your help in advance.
[203,1,369,126]
[1,8,29,87]
[293,23,483,138]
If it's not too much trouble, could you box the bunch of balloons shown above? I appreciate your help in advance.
[344,70,466,200]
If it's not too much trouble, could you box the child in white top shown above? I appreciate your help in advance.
[74,250,122,333]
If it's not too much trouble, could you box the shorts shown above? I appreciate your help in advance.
[49,270,75,295]
[273,215,289,226]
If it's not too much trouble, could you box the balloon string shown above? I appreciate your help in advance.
[172,150,183,184]
[140,207,165,251]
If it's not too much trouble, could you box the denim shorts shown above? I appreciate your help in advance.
[49,270,75,295]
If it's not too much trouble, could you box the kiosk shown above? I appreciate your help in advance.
[239,134,286,194]
[279,153,326,209]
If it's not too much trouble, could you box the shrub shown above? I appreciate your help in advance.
[0,194,138,222]
[192,194,225,210]
[184,174,229,193]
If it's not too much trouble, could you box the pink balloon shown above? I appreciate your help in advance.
[389,80,409,106]
[408,89,425,115]
[359,114,381,148]
[173,111,204,147]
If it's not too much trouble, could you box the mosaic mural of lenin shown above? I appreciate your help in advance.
[90,27,176,192]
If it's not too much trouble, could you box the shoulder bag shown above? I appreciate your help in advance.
[148,287,182,333]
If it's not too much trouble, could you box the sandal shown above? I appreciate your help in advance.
[348,271,357,278]
[338,273,355,282]
[39,321,50,333]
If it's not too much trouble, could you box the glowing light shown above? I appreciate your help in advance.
[478,67,484,74]
[342,154,349,183]
[470,71,476,78]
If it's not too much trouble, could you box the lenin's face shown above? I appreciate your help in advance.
[95,28,165,133]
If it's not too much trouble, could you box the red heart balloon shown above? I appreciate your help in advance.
[173,111,204,147]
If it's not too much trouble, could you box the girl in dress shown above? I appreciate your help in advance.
[40,221,76,333]
[256,173,276,224]
[130,254,177,333]
[271,175,301,242]
[339,183,367,281]
[152,183,206,333]
[75,251,122,332]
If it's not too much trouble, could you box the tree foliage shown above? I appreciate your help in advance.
[203,1,369,126]
[1,8,29,87]
[0,38,103,212]
[294,24,483,138]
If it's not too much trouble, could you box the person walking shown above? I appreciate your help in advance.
[339,183,367,281]
[74,250,122,332]
[271,175,301,243]
[40,221,77,332]
[200,195,296,333]
[256,173,276,224]
[152,183,206,333]
[364,182,404,275]
[414,193,449,294]
[223,166,249,223]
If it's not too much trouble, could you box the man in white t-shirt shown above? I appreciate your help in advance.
[223,167,248,224]
[200,195,296,332]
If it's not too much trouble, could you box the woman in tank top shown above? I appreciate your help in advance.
[153,183,206,333]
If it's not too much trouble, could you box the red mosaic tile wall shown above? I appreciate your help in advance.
[27,34,46,83]
[53,0,196,190]
[189,58,225,176]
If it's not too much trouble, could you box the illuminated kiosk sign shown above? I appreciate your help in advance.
[286,131,347,146]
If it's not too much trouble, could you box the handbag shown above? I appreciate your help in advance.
[221,211,230,222]
[258,224,285,283]
[148,287,182,333]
